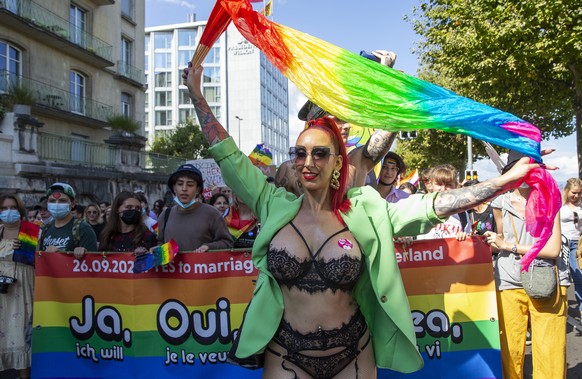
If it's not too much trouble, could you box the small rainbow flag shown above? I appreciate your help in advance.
[13,221,40,266]
[134,239,178,274]
[248,143,272,166]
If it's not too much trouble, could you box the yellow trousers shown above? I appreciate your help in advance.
[496,287,567,379]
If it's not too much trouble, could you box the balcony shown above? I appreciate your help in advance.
[116,60,144,87]
[37,132,183,174]
[0,0,114,67]
[1,70,114,125]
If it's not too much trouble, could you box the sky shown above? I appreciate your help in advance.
[145,0,578,185]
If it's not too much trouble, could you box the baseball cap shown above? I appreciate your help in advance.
[168,164,204,194]
[298,100,329,122]
[47,182,76,200]
[502,150,528,174]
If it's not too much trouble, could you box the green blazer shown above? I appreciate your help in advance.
[210,138,445,373]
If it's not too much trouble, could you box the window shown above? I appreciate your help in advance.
[155,91,171,107]
[203,86,221,103]
[203,47,220,64]
[154,32,172,49]
[70,4,87,46]
[210,106,220,121]
[70,71,86,114]
[145,35,150,52]
[179,90,191,105]
[121,37,132,65]
[178,51,194,67]
[121,92,131,117]
[121,0,133,19]
[154,72,172,87]
[178,30,197,47]
[155,110,172,126]
[179,109,193,123]
[0,41,21,92]
[154,53,171,68]
[202,67,220,83]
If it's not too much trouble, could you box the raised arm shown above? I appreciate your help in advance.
[183,65,230,146]
[348,130,396,188]
[433,155,554,218]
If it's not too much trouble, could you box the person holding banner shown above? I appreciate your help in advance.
[99,191,158,253]
[485,150,566,379]
[0,193,33,379]
[184,64,554,378]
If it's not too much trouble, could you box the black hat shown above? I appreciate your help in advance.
[502,150,528,174]
[168,164,203,194]
[298,100,329,122]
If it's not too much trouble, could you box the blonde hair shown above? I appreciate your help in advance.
[563,178,582,204]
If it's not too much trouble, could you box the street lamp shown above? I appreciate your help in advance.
[235,115,243,148]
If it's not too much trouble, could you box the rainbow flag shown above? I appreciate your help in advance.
[134,239,178,274]
[248,143,272,166]
[392,237,501,378]
[32,251,260,379]
[194,0,561,271]
[13,220,40,266]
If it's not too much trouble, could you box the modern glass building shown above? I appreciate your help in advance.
[145,20,289,164]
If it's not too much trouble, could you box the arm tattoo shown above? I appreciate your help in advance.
[434,182,501,217]
[362,131,396,164]
[192,96,230,146]
[274,163,290,188]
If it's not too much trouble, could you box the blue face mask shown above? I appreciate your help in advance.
[47,203,71,219]
[0,209,21,224]
[173,195,197,209]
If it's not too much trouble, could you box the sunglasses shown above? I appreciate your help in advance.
[289,146,336,165]
[574,211,579,224]
[87,210,98,215]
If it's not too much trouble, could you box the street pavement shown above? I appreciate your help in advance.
[2,288,582,379]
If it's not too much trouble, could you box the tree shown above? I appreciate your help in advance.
[407,0,581,173]
[149,118,210,160]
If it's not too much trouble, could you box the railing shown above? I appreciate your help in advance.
[117,61,144,85]
[0,70,114,122]
[38,132,116,168]
[0,0,113,62]
[37,132,183,174]
[140,151,184,174]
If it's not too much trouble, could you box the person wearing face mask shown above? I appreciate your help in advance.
[0,193,34,379]
[99,192,157,253]
[38,183,97,259]
[157,164,233,252]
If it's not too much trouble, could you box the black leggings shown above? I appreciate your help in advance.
[266,309,370,379]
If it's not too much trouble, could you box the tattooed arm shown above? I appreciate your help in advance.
[433,157,552,218]
[274,160,303,197]
[348,130,396,188]
[183,65,229,146]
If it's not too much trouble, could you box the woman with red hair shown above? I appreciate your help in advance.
[184,65,550,378]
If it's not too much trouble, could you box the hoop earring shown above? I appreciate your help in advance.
[330,169,340,190]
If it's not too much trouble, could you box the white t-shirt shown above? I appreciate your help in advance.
[416,212,471,240]
[560,204,582,241]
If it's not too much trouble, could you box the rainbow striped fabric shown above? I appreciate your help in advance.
[392,237,501,378]
[13,220,40,266]
[134,239,178,274]
[248,143,272,166]
[196,0,561,270]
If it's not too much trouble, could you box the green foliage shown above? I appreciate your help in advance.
[6,82,36,106]
[107,114,141,133]
[149,118,210,160]
[406,0,581,170]
[396,130,485,173]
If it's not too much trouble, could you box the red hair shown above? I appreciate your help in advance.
[299,117,352,222]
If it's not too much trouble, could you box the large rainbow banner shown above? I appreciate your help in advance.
[32,240,500,378]
[392,237,502,379]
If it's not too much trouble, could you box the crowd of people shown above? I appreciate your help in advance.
[0,53,580,379]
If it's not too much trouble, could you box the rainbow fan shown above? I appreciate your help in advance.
[192,0,561,270]
[134,239,179,274]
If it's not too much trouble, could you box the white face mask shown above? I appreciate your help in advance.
[173,196,197,209]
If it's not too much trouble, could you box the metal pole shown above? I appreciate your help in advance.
[235,116,243,148]
[467,136,473,170]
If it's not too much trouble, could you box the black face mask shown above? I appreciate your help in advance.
[120,209,141,225]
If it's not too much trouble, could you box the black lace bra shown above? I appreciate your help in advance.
[267,222,362,294]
